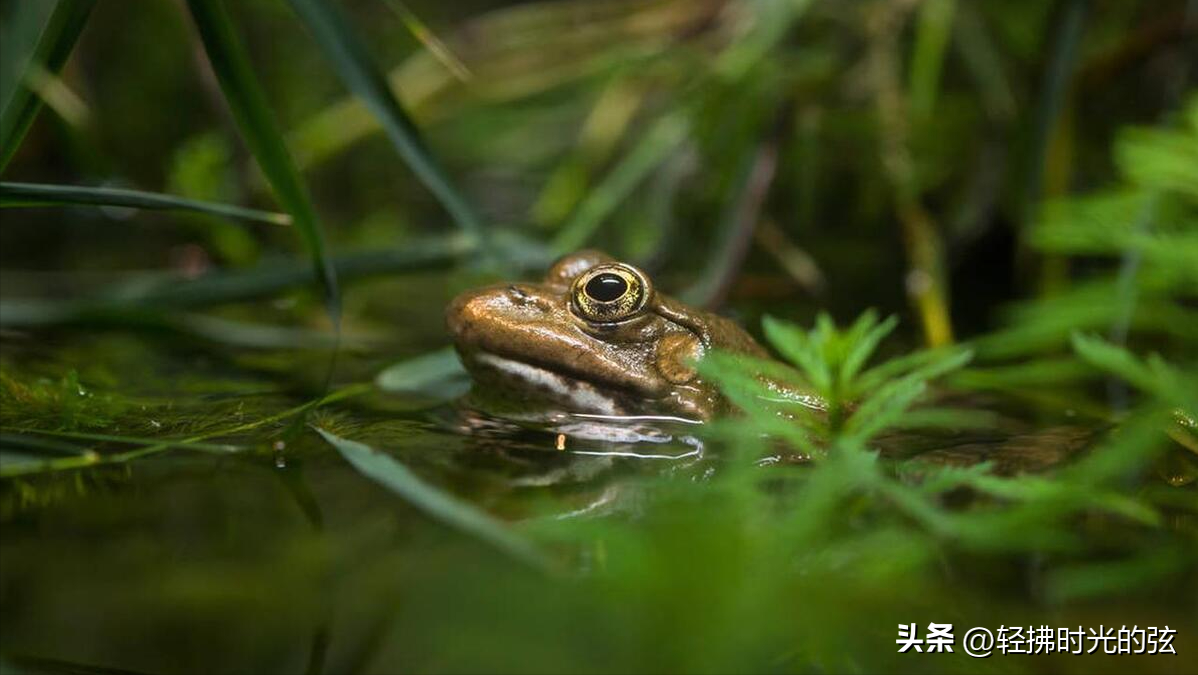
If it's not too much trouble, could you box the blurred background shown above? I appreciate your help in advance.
[2,0,1192,348]
[1,1,1196,674]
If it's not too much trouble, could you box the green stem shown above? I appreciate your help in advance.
[0,181,290,225]
[0,383,372,478]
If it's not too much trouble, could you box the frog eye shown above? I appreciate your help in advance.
[571,263,649,323]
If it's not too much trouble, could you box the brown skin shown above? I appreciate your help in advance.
[446,250,769,421]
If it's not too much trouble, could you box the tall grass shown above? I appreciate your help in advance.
[0,1,1194,673]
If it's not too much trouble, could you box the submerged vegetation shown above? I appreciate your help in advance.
[1,0,1195,673]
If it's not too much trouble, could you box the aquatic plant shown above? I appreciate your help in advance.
[1,1,1195,673]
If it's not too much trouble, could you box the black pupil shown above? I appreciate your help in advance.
[585,273,628,302]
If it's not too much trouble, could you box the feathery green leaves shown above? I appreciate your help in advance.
[703,312,974,452]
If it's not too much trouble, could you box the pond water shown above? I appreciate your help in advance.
[1,320,1194,674]
[0,324,719,672]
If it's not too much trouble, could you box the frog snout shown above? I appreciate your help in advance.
[445,285,552,342]
[445,289,483,341]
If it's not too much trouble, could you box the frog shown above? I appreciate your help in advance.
[446,249,794,422]
[445,250,1107,475]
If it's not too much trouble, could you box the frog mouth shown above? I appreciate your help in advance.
[466,351,624,415]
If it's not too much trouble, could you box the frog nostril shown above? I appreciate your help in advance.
[506,285,553,312]
[507,285,537,306]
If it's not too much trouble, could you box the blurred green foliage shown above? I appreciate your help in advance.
[1,0,1196,673]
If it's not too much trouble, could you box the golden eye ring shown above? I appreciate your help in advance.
[571,263,649,323]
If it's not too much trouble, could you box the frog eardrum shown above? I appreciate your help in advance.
[571,263,649,323]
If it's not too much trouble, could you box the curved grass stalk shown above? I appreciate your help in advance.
[0,0,95,173]
[907,0,956,122]
[0,235,471,332]
[286,0,486,242]
[866,1,954,347]
[0,181,290,225]
[186,0,341,327]
[682,139,779,309]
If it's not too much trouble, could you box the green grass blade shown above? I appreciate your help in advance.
[0,236,470,328]
[382,0,471,82]
[1019,0,1087,228]
[715,0,815,79]
[907,0,956,121]
[0,303,347,348]
[316,427,548,569]
[681,140,778,309]
[285,0,485,242]
[110,237,467,307]
[552,112,688,253]
[0,181,290,225]
[0,2,54,109]
[0,0,95,173]
[952,2,1015,122]
[0,432,97,459]
[6,427,242,454]
[185,0,340,325]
